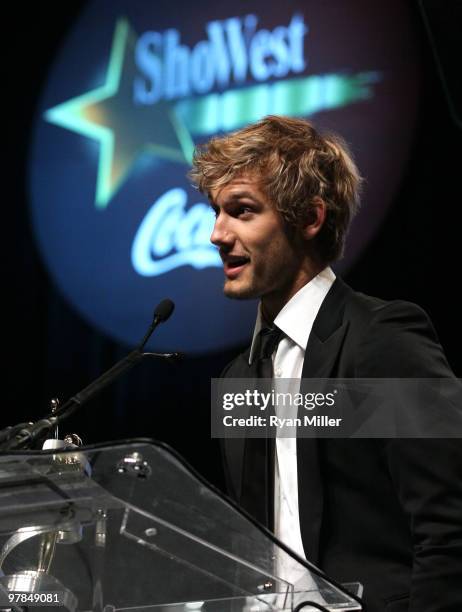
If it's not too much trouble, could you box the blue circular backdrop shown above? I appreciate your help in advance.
[29,0,419,353]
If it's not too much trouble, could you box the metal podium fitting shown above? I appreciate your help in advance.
[0,400,92,612]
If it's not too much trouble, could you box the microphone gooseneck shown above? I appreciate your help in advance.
[1,299,178,450]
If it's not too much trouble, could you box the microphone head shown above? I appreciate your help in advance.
[154,299,175,323]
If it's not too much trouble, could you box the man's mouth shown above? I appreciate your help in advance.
[223,255,250,278]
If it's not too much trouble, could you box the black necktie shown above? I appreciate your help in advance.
[255,326,283,378]
[240,326,283,528]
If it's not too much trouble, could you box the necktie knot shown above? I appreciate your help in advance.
[257,326,283,361]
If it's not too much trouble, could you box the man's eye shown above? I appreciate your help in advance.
[237,206,252,216]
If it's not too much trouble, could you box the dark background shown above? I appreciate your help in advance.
[4,1,461,489]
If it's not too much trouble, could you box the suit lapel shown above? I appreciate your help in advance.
[298,277,351,564]
[302,276,351,378]
[303,322,349,379]
[221,350,275,527]
[221,351,253,502]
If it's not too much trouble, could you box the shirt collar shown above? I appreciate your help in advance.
[249,267,336,364]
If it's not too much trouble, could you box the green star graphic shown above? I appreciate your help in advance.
[44,18,194,210]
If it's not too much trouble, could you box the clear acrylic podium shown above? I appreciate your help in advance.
[0,440,362,611]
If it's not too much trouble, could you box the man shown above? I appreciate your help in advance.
[190,116,462,611]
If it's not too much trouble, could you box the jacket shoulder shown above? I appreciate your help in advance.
[344,289,452,377]
[346,290,429,324]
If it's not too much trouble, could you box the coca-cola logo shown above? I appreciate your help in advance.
[131,188,220,276]
[29,0,419,353]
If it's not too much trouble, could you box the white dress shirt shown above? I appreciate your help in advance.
[248,267,336,587]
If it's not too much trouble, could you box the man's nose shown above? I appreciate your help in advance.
[210,215,234,247]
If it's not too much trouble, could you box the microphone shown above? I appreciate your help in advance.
[154,298,175,323]
[2,299,179,450]
[138,299,175,351]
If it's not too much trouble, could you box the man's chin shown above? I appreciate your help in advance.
[223,280,259,300]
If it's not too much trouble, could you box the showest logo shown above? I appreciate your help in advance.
[134,14,307,103]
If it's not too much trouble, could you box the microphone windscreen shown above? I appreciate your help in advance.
[154,299,175,323]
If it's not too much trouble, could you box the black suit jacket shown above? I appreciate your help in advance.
[222,278,462,612]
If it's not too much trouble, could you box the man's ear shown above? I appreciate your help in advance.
[301,196,326,240]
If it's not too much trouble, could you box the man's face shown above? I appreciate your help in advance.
[210,175,308,305]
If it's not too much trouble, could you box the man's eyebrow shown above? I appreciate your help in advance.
[228,191,260,202]
[214,191,262,205]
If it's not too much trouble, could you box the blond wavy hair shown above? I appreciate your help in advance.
[189,115,362,262]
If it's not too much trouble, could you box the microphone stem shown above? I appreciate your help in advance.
[138,317,160,352]
[54,349,144,419]
[1,299,177,450]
